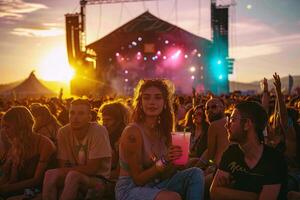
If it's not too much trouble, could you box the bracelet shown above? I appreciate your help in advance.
[161,156,169,166]
[198,158,208,166]
[155,159,166,172]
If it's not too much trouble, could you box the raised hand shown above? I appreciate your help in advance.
[273,73,281,93]
[261,77,268,92]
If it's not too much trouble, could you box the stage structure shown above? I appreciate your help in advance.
[65,0,235,96]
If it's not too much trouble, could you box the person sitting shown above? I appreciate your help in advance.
[42,99,112,200]
[115,79,204,200]
[30,103,62,144]
[188,105,209,159]
[0,106,56,199]
[98,100,131,180]
[210,101,287,200]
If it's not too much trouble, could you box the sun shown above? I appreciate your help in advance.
[37,46,74,83]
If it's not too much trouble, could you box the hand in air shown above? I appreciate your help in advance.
[273,73,281,93]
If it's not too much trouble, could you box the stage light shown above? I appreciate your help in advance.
[191,75,195,80]
[108,58,112,62]
[165,40,169,44]
[171,50,181,60]
[137,52,141,56]
[144,57,147,61]
[121,57,124,61]
[201,76,204,79]
[200,66,204,70]
[125,78,128,82]
[116,52,120,57]
[132,41,137,46]
[218,75,223,80]
[163,56,167,60]
[138,37,142,41]
[190,66,196,72]
[157,51,161,55]
[247,4,252,9]
[217,59,222,65]
[197,53,201,57]
[124,70,128,74]
[184,54,188,59]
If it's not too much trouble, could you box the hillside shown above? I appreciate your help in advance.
[1,75,299,96]
[230,75,300,93]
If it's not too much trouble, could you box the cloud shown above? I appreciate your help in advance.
[0,0,47,19]
[11,27,64,37]
[230,44,281,59]
[232,20,277,36]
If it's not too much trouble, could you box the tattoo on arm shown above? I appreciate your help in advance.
[128,134,137,143]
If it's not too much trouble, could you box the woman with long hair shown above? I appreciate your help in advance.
[30,103,61,144]
[98,100,131,179]
[0,106,56,198]
[186,105,209,158]
[116,79,204,200]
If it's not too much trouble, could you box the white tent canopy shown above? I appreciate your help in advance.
[1,71,56,98]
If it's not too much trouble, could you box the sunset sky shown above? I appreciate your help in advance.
[0,0,299,84]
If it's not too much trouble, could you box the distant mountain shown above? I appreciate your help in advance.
[1,75,299,96]
[230,75,300,93]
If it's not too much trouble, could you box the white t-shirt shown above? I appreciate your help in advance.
[57,122,112,178]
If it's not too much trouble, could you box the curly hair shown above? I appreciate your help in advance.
[131,79,175,145]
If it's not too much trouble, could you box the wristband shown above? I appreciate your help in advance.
[198,158,208,166]
[155,159,165,172]
[161,156,169,166]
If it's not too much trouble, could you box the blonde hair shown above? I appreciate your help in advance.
[2,106,35,167]
[30,103,60,129]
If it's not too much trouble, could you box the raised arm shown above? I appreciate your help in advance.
[261,78,270,113]
[273,73,288,129]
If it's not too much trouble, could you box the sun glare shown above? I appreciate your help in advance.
[38,47,74,83]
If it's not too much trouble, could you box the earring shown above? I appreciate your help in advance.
[157,115,161,124]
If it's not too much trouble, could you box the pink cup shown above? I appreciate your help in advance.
[171,132,191,165]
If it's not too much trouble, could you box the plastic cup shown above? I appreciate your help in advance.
[171,132,191,165]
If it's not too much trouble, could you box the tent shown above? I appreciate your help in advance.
[1,71,56,98]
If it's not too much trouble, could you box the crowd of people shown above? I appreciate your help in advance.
[0,73,299,200]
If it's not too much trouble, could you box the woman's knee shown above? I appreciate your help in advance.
[155,191,182,200]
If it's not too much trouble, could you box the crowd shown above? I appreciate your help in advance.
[0,72,299,200]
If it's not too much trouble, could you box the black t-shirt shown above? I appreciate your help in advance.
[219,144,287,199]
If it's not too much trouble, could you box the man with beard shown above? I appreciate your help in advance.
[198,97,229,167]
[195,97,229,199]
[42,99,112,200]
[210,101,287,200]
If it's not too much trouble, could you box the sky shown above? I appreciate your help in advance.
[0,0,299,84]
